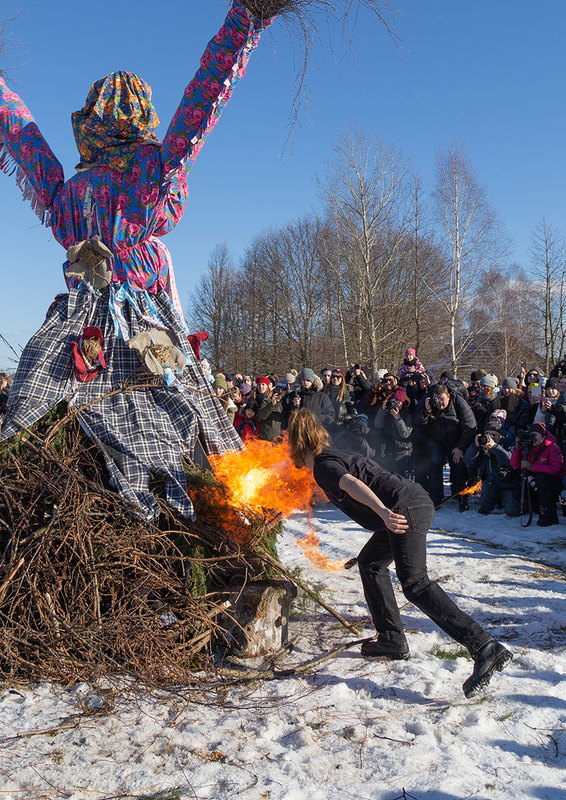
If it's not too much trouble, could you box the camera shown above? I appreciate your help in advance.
[385,397,401,412]
[497,466,512,481]
[516,429,534,451]
[430,395,443,410]
[344,414,364,435]
[477,433,492,447]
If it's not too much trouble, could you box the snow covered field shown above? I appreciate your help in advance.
[1,500,565,800]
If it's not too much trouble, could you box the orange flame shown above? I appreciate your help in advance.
[460,480,482,496]
[209,438,345,570]
[296,524,349,572]
[209,437,321,517]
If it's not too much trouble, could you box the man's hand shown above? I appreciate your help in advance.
[452,447,464,463]
[521,459,532,471]
[424,397,432,413]
[379,508,409,535]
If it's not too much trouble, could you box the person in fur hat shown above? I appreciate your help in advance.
[296,368,336,429]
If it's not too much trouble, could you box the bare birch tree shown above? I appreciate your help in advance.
[529,218,566,372]
[318,126,412,372]
[433,142,505,375]
[187,243,236,370]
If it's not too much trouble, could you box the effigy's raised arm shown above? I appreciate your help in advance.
[0,77,64,222]
[161,1,272,178]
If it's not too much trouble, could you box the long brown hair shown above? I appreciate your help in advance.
[325,370,348,402]
[287,408,330,467]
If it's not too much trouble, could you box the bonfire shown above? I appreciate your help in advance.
[0,404,349,685]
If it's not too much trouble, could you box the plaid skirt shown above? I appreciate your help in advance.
[1,286,242,519]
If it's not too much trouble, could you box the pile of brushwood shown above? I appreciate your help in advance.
[0,402,282,686]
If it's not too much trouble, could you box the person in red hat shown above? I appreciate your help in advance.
[510,422,564,526]
[255,377,271,410]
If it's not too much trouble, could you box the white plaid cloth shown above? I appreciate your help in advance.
[1,286,242,519]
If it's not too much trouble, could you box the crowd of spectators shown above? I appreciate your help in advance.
[3,345,565,526]
[211,351,566,527]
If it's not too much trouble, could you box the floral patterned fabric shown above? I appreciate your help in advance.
[0,1,270,294]
[72,72,161,172]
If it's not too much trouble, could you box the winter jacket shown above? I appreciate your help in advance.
[300,387,336,429]
[257,399,287,441]
[327,384,356,424]
[382,411,413,456]
[549,359,566,379]
[488,392,530,441]
[235,417,259,443]
[532,399,566,451]
[414,391,477,452]
[463,442,514,482]
[510,436,565,476]
[350,373,371,402]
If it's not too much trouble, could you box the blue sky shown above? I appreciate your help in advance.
[1,0,565,368]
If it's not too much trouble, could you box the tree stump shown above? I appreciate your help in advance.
[222,578,297,656]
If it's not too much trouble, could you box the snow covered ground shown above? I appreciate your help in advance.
[1,498,565,800]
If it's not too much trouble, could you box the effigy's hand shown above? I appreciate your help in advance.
[380,509,409,535]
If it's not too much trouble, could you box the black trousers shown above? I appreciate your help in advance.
[426,440,468,506]
[533,473,561,523]
[357,499,491,655]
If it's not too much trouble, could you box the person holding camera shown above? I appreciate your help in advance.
[510,422,564,526]
[463,430,520,517]
[487,377,530,449]
[348,364,371,402]
[294,368,336,430]
[531,377,566,454]
[372,374,406,462]
[257,380,289,441]
[414,384,477,510]
[381,393,413,478]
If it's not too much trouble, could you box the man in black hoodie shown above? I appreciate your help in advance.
[414,383,477,509]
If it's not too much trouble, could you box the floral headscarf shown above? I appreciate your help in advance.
[71,71,161,172]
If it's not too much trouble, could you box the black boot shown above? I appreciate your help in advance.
[463,640,513,698]
[361,638,410,660]
[458,495,469,512]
